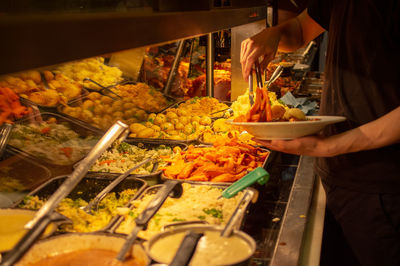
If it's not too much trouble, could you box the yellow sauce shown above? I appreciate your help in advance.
[0,210,53,252]
[149,230,252,266]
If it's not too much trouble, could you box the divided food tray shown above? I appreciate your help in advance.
[107,182,257,238]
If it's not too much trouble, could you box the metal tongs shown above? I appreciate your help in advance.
[83,78,122,99]
[249,61,268,106]
[82,156,153,214]
[115,180,183,263]
[1,121,129,266]
[0,123,13,158]
[265,64,284,89]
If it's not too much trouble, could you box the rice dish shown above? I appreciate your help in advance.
[116,183,243,240]
[20,189,137,233]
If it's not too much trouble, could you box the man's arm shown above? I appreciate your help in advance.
[241,9,325,80]
[254,106,400,157]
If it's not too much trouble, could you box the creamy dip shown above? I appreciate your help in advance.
[149,230,253,265]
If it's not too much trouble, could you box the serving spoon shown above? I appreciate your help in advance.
[82,156,153,214]
[114,180,183,263]
[1,121,129,266]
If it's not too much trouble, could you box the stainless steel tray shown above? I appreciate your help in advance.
[160,145,270,185]
[6,112,103,166]
[107,182,258,239]
[0,149,52,192]
[80,139,188,185]
[13,173,148,233]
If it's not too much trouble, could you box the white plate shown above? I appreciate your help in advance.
[227,116,346,140]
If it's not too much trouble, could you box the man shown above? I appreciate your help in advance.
[240,1,400,265]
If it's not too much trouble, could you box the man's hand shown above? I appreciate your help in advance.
[240,10,325,81]
[253,135,336,157]
[240,28,281,81]
[253,106,400,157]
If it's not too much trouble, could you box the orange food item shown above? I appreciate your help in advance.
[161,136,269,182]
[234,86,272,123]
[0,87,31,125]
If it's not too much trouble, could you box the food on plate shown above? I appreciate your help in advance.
[149,230,253,266]
[20,189,137,233]
[90,142,181,174]
[116,183,244,240]
[234,87,306,122]
[61,92,148,130]
[0,87,32,125]
[0,71,83,107]
[231,89,286,119]
[0,209,55,252]
[8,120,98,165]
[162,136,268,182]
[55,57,123,90]
[109,83,172,113]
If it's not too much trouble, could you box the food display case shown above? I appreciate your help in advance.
[0,1,320,265]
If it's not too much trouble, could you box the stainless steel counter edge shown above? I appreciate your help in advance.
[270,155,316,266]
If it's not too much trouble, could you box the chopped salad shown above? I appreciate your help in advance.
[8,121,98,165]
[90,142,181,175]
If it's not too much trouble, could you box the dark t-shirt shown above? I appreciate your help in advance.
[308,0,400,193]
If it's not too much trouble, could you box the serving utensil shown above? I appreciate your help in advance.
[265,64,284,89]
[220,190,254,237]
[1,121,129,266]
[82,156,153,214]
[254,61,264,88]
[115,180,183,262]
[0,123,13,158]
[169,231,204,266]
[83,78,122,99]
[248,71,254,106]
[39,72,51,90]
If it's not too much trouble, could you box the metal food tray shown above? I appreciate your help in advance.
[127,136,199,145]
[0,149,52,192]
[83,138,188,185]
[159,97,231,116]
[6,112,103,166]
[55,90,165,133]
[107,182,258,237]
[160,146,270,185]
[83,80,180,114]
[12,173,148,232]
